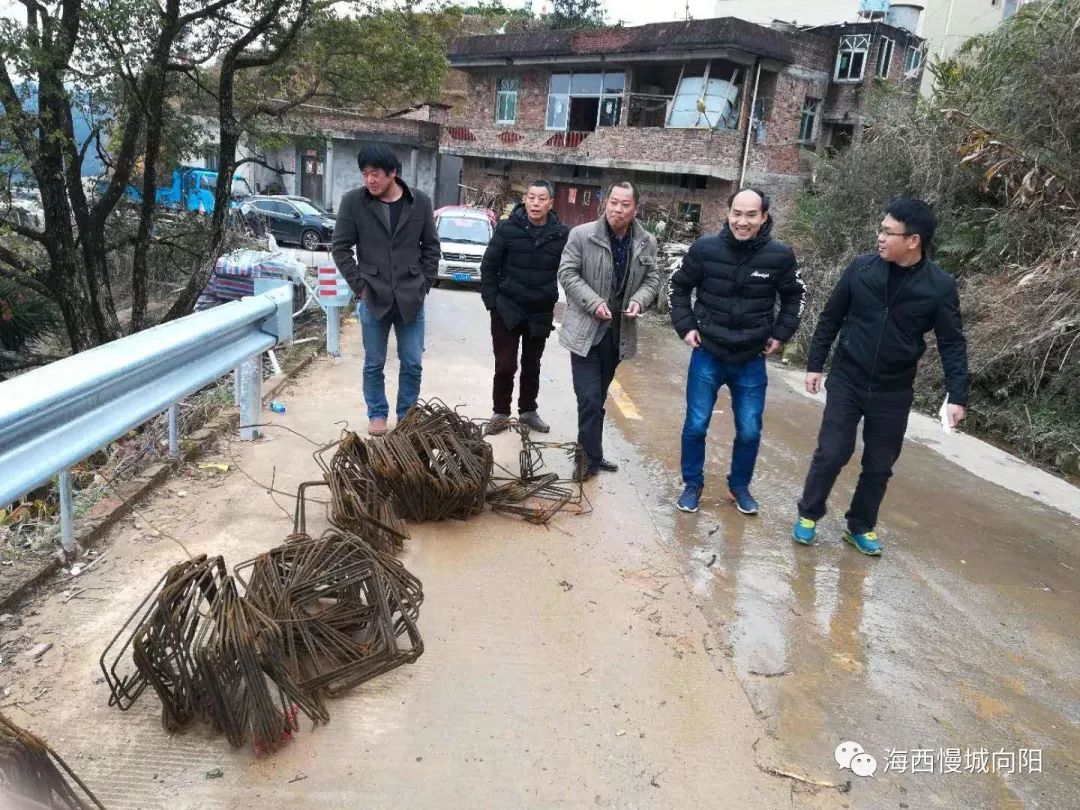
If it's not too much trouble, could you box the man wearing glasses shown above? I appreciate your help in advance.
[792,198,968,556]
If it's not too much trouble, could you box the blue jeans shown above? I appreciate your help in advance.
[358,299,425,421]
[680,349,767,490]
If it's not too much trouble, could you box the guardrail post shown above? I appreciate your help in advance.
[58,468,75,555]
[317,263,351,357]
[167,403,180,459]
[238,355,262,441]
[326,304,341,357]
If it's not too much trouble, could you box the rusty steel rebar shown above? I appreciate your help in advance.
[0,713,106,810]
[235,530,423,698]
[99,555,328,751]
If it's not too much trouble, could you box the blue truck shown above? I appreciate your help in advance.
[126,166,253,214]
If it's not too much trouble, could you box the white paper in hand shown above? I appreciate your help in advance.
[939,395,953,434]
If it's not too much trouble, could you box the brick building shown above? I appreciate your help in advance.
[441,16,924,232]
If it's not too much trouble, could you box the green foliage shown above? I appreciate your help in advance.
[0,275,62,353]
[790,1,1080,472]
[548,0,606,29]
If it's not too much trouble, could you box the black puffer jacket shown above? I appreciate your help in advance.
[807,253,968,404]
[480,205,570,337]
[669,219,806,363]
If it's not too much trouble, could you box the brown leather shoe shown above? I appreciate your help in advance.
[368,417,388,437]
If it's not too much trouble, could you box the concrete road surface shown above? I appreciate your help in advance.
[1,288,1077,809]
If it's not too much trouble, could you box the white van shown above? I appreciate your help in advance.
[434,206,495,286]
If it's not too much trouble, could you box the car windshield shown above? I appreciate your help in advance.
[437,215,491,245]
[231,177,253,197]
[291,200,324,217]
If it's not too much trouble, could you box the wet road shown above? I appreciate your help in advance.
[2,286,1077,809]
[611,312,1080,809]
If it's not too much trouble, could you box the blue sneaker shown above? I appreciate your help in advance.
[792,517,817,545]
[843,529,883,556]
[676,485,702,513]
[728,487,759,515]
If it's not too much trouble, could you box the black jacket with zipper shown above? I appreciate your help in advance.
[331,178,440,324]
[807,253,969,405]
[668,218,806,363]
[480,204,570,337]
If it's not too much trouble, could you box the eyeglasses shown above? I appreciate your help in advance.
[877,227,912,238]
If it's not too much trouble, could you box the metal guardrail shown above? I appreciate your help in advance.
[0,282,294,554]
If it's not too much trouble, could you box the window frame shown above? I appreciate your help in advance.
[876,36,895,79]
[495,77,519,125]
[798,97,820,145]
[903,44,924,76]
[545,69,625,131]
[834,34,871,82]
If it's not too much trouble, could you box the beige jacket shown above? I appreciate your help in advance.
[557,217,660,360]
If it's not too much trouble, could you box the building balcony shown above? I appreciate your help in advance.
[440,123,759,178]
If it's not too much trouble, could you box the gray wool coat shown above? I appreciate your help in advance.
[331,178,440,324]
[557,216,661,360]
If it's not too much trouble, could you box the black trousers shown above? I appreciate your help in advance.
[491,311,548,415]
[797,378,913,534]
[570,329,620,468]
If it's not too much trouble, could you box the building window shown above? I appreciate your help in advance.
[634,171,708,189]
[1003,0,1020,19]
[798,98,819,144]
[903,44,924,76]
[546,70,625,131]
[835,34,871,82]
[677,202,702,224]
[876,37,894,78]
[203,149,219,170]
[496,78,519,124]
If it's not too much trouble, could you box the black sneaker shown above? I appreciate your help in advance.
[519,411,550,433]
[596,458,618,472]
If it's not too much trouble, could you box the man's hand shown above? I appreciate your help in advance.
[684,329,701,348]
[948,404,966,428]
[805,372,823,395]
[764,338,783,355]
[595,302,613,321]
[624,301,642,318]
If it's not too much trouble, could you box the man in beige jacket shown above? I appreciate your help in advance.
[558,181,660,480]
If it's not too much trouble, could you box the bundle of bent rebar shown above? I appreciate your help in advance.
[318,399,588,530]
[98,400,586,755]
[0,712,105,809]
[235,530,423,698]
[99,555,328,752]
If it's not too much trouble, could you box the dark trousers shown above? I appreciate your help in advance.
[797,378,912,534]
[491,311,548,415]
[570,329,620,468]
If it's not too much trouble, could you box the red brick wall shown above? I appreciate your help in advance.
[454,67,548,129]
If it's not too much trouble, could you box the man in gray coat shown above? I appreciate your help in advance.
[558,181,660,480]
[332,144,440,435]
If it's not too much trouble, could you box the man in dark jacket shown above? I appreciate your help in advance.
[669,188,805,516]
[480,180,570,435]
[332,144,440,436]
[792,198,968,556]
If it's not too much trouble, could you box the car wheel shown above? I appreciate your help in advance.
[301,229,321,251]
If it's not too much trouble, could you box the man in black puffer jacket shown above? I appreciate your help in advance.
[791,198,967,557]
[480,180,570,434]
[669,188,805,516]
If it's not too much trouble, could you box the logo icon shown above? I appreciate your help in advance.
[835,741,877,778]
[750,271,771,279]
